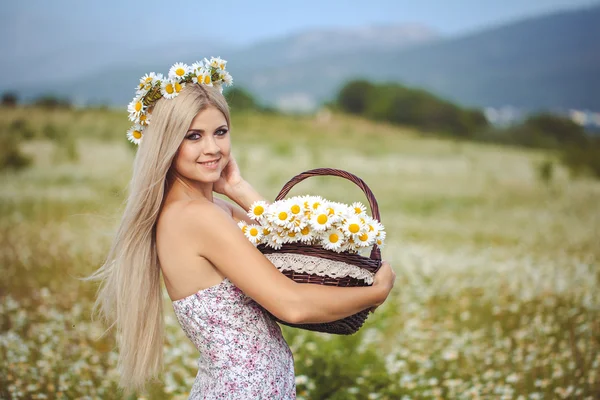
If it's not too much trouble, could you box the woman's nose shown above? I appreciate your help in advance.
[203,135,220,155]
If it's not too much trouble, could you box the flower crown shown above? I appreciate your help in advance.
[126,57,233,145]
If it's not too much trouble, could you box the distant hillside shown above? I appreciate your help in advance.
[236,4,600,111]
[5,5,599,112]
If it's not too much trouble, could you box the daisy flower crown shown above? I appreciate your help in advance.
[126,57,233,145]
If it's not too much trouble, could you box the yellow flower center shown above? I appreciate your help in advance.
[287,232,296,238]
[241,225,247,233]
[312,202,321,210]
[263,228,270,235]
[165,84,174,94]
[145,77,153,83]
[203,75,211,85]
[253,205,264,216]
[349,223,360,234]
[317,214,328,225]
[176,68,185,77]
[359,233,369,242]
[327,207,334,216]
[135,102,142,112]
[377,239,382,245]
[278,212,288,221]
[291,205,301,214]
[249,227,259,237]
[132,130,142,139]
[354,207,362,214]
[219,63,225,69]
[329,233,339,243]
[301,226,310,235]
[139,115,147,124]
[174,82,182,93]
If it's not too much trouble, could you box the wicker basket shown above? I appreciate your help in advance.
[257,168,382,335]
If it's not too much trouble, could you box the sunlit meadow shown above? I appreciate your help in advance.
[1,107,599,399]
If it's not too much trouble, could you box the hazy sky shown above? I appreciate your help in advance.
[1,0,598,57]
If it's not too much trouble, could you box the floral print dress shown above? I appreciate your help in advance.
[172,278,296,399]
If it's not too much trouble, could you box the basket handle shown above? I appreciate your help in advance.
[274,168,382,261]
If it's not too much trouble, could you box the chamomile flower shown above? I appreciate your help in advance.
[160,79,179,99]
[221,71,233,86]
[356,230,375,248]
[322,228,344,252]
[208,56,227,70]
[138,112,151,126]
[192,68,208,85]
[168,62,190,80]
[126,125,143,145]
[351,202,367,216]
[127,94,145,118]
[271,203,294,228]
[342,216,365,239]
[191,61,205,74]
[237,220,248,234]
[309,206,337,231]
[248,200,269,222]
[244,225,263,246]
[298,225,315,244]
[137,72,160,94]
[306,196,325,212]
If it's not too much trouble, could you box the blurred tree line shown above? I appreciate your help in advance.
[335,80,600,179]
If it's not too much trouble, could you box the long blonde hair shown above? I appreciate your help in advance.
[85,84,230,392]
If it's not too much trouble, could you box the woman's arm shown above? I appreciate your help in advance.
[182,200,394,324]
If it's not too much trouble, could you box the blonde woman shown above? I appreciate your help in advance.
[87,59,396,399]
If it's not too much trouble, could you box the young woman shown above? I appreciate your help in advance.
[87,59,396,399]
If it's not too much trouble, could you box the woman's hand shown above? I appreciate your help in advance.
[369,260,396,314]
[214,154,243,197]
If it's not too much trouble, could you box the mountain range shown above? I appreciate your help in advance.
[3,4,599,112]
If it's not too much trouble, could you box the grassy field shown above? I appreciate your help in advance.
[1,106,599,399]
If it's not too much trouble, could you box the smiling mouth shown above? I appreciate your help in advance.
[198,159,220,166]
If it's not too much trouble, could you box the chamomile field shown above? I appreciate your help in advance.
[1,107,599,399]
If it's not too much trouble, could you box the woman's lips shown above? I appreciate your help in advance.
[198,158,220,169]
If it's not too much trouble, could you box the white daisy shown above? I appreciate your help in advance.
[237,220,248,235]
[350,202,367,216]
[191,61,204,74]
[298,225,315,244]
[168,62,190,80]
[192,68,209,85]
[221,71,233,86]
[309,206,337,231]
[305,195,325,212]
[270,202,294,228]
[248,200,269,222]
[244,224,263,246]
[126,125,143,145]
[321,228,344,252]
[356,230,375,248]
[127,94,145,117]
[342,215,365,239]
[138,112,151,126]
[137,72,160,94]
[160,79,178,99]
[208,56,227,70]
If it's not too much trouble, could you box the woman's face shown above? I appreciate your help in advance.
[172,106,230,185]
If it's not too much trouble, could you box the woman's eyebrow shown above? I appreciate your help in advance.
[186,125,228,133]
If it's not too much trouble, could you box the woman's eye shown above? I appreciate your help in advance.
[216,129,228,136]
[187,133,201,140]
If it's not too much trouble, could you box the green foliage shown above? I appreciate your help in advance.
[1,92,18,107]
[336,80,489,138]
[0,122,32,171]
[33,94,72,109]
[535,159,554,185]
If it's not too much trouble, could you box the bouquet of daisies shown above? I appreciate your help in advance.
[237,195,386,254]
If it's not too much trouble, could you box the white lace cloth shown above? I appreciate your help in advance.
[265,253,374,284]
